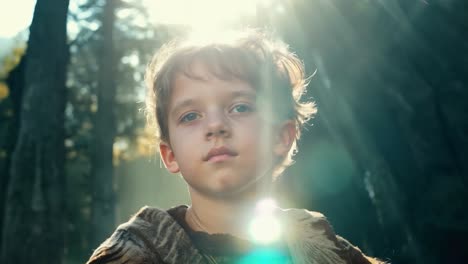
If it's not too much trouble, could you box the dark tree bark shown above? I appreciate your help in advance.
[90,0,117,248]
[0,0,70,263]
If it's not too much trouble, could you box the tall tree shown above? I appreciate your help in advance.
[0,0,70,263]
[89,0,118,248]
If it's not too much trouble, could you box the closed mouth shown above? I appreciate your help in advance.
[204,146,238,162]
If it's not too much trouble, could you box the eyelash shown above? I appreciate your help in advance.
[179,112,200,123]
[230,103,255,113]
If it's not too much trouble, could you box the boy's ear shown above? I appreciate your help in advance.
[159,142,180,173]
[274,121,296,157]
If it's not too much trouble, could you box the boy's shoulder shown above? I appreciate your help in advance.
[280,208,385,264]
[280,208,333,236]
[86,206,205,264]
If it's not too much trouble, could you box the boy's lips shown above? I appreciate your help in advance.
[204,146,238,162]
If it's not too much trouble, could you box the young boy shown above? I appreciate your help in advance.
[86,30,384,264]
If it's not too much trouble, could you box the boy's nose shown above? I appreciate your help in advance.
[205,113,231,139]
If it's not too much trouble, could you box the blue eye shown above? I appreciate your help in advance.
[232,104,253,113]
[180,112,199,123]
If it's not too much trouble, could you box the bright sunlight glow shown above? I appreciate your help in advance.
[142,0,272,30]
[0,0,36,38]
[249,198,282,244]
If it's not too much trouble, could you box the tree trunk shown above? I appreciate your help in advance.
[0,0,69,263]
[90,0,117,249]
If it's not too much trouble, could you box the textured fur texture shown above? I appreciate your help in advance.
[86,206,384,264]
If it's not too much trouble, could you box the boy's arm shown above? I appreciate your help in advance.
[86,229,163,264]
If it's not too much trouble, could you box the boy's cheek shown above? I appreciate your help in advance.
[170,124,200,139]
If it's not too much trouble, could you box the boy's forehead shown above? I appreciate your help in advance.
[176,59,231,81]
[172,53,258,84]
[180,60,210,79]
[171,59,256,94]
[169,66,257,100]
[171,70,256,99]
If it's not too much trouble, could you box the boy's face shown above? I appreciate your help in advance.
[160,62,294,200]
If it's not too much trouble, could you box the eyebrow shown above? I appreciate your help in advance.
[170,99,196,119]
[230,90,256,100]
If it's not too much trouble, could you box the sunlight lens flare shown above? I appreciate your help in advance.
[248,198,282,244]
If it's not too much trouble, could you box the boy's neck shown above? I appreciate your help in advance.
[186,188,266,239]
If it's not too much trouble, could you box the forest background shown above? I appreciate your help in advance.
[0,0,467,263]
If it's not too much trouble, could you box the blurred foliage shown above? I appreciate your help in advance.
[0,83,8,101]
[0,45,25,101]
[0,45,25,79]
[63,0,188,261]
